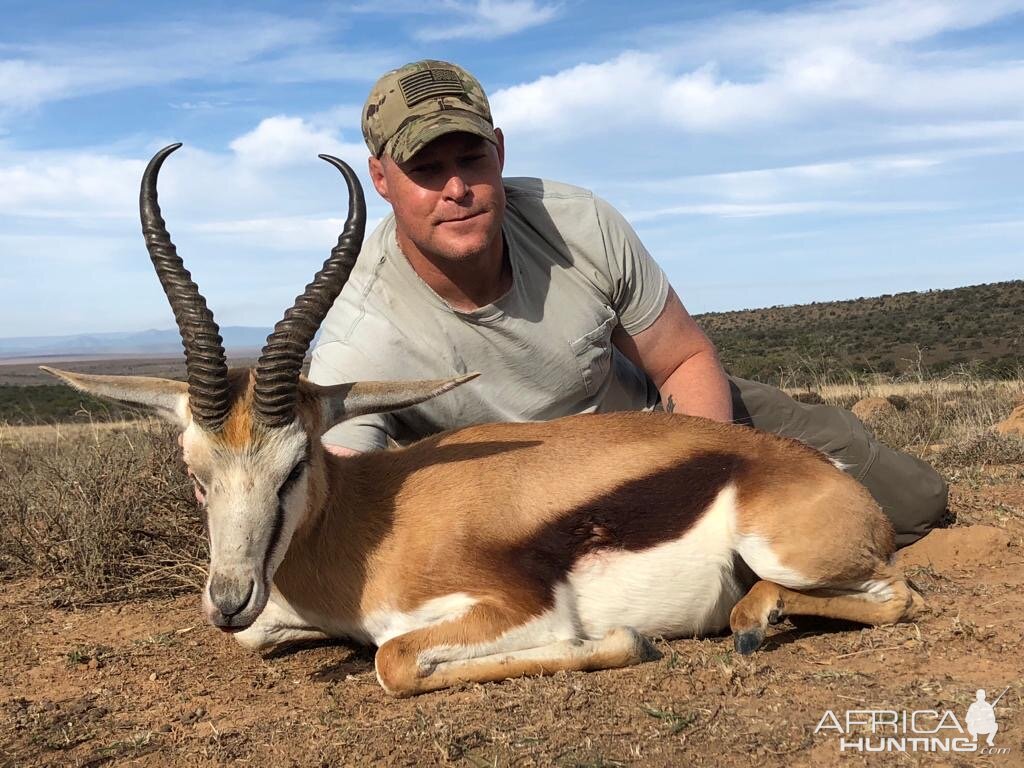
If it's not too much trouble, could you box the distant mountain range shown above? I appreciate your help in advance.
[0,327,273,359]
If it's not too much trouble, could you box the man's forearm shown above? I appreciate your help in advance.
[659,348,732,422]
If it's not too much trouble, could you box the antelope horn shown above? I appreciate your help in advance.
[253,155,366,427]
[140,143,230,431]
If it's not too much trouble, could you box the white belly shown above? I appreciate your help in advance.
[567,483,745,638]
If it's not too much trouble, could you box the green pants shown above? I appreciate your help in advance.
[728,376,948,548]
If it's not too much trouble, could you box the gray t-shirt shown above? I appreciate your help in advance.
[308,177,669,452]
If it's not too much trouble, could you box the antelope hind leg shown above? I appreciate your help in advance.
[730,569,923,655]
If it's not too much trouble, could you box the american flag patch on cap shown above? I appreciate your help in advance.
[399,68,466,106]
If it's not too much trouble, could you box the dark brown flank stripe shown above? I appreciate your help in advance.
[497,451,748,612]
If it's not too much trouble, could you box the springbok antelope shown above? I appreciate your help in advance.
[45,144,923,697]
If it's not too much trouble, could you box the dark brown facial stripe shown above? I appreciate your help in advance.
[497,451,747,612]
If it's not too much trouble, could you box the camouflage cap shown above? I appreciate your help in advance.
[362,59,496,164]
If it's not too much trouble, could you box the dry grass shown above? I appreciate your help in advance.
[785,369,1024,458]
[0,418,205,605]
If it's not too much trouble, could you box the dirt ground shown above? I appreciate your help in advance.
[2,475,1023,767]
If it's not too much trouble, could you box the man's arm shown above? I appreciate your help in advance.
[612,287,732,422]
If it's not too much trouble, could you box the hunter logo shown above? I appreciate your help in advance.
[814,687,1011,755]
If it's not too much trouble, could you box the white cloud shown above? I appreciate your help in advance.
[665,0,1024,59]
[627,155,944,202]
[0,150,143,219]
[489,0,1024,138]
[0,14,389,116]
[229,117,365,168]
[629,200,951,221]
[415,0,560,40]
[888,120,1024,141]
[191,213,388,251]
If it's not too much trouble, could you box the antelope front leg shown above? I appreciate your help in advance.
[729,572,923,655]
[374,606,658,696]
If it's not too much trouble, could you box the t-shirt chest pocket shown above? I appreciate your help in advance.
[569,311,617,396]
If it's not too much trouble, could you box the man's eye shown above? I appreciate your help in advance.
[410,162,440,175]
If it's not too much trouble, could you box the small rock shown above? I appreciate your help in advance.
[159,723,172,733]
[195,707,206,718]
[851,397,897,424]
[994,404,1024,436]
[149,672,157,681]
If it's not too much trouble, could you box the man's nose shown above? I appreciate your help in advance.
[442,173,468,201]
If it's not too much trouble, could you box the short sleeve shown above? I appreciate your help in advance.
[308,342,393,453]
[593,195,669,335]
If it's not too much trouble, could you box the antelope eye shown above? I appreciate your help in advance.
[280,461,307,495]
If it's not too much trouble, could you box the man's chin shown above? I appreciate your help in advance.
[433,232,500,262]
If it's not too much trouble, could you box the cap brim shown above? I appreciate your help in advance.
[386,110,497,164]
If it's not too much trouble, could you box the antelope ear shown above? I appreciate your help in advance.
[309,373,479,432]
[40,366,191,428]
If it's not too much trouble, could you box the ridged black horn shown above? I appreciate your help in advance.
[140,143,230,431]
[253,155,366,427]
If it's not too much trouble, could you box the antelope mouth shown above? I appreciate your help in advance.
[204,574,268,632]
[214,620,251,634]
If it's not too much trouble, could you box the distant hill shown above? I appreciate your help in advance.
[697,280,1024,384]
[2,281,1021,386]
[0,327,272,359]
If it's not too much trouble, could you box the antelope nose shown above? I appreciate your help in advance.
[209,575,254,618]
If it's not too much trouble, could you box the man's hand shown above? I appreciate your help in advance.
[613,287,732,423]
[324,443,361,459]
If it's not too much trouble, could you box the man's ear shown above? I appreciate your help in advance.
[368,154,390,202]
[40,366,191,429]
[310,373,479,433]
[493,127,505,173]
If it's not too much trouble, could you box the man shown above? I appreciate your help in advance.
[308,59,947,547]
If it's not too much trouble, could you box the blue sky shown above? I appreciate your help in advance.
[2,0,1022,337]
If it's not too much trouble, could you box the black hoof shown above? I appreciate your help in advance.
[767,608,782,625]
[733,629,765,656]
[638,636,663,663]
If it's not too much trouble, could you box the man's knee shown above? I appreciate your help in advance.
[872,450,948,547]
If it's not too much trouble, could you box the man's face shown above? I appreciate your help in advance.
[369,130,506,263]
